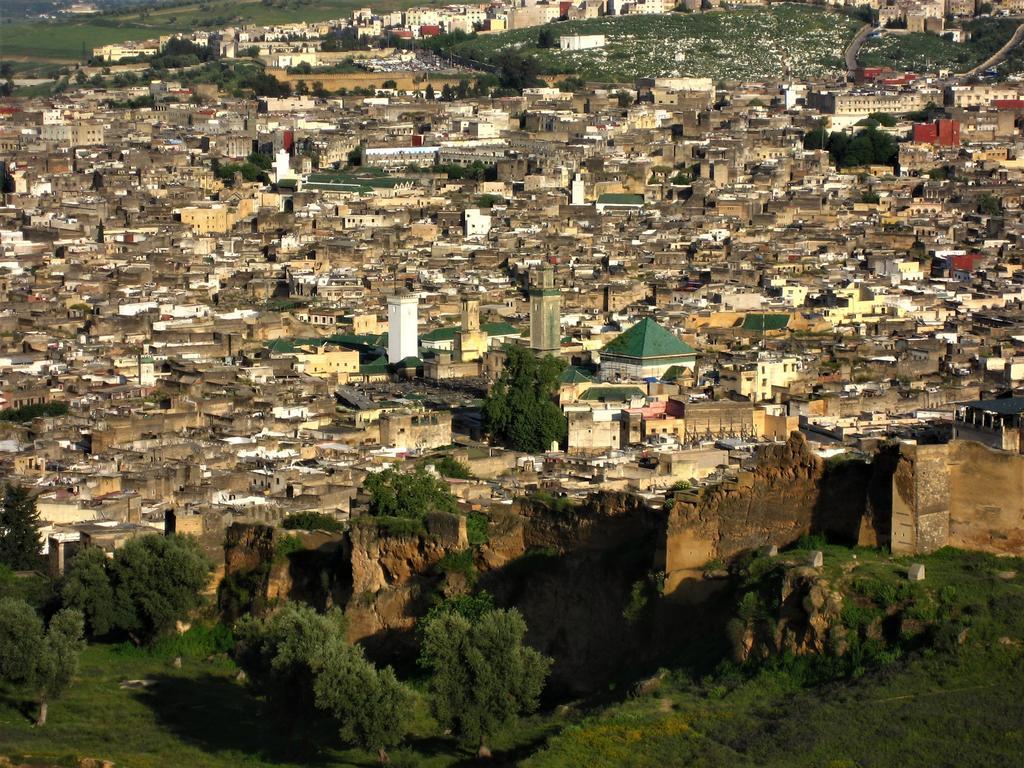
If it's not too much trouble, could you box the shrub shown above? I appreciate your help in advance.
[466,511,488,547]
[281,512,344,533]
[437,548,476,578]
[431,455,475,480]
[273,535,304,563]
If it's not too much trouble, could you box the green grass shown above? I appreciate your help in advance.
[0,0,421,62]
[445,6,861,83]
[0,639,562,767]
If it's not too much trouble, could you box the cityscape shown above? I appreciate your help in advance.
[1,0,1024,766]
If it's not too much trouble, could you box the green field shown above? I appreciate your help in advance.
[0,0,419,62]
[446,6,863,83]
[859,18,1020,74]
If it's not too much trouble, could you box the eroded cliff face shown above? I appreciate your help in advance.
[479,492,672,695]
[729,565,846,664]
[665,433,894,595]
[345,513,466,658]
[221,496,673,693]
[220,443,904,694]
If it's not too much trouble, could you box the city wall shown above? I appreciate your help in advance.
[892,439,1024,555]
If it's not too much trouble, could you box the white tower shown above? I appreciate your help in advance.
[274,148,293,183]
[387,293,418,364]
[570,173,585,206]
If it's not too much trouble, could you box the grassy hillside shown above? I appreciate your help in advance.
[527,545,1024,767]
[445,6,862,83]
[0,0,417,62]
[2,545,1022,766]
[859,18,1021,74]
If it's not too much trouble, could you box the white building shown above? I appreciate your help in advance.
[387,293,419,364]
[464,208,492,237]
[560,34,606,51]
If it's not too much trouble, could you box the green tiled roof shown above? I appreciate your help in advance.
[660,365,688,382]
[559,366,595,384]
[421,326,458,343]
[579,386,646,402]
[421,322,522,343]
[602,318,695,360]
[360,356,389,374]
[741,313,790,331]
[325,333,387,348]
[304,173,415,194]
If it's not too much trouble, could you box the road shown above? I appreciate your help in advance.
[845,23,875,76]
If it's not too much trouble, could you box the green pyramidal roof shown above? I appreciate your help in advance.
[602,318,696,360]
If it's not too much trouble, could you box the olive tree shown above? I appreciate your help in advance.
[0,598,85,726]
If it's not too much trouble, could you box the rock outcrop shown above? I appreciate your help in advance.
[729,564,846,664]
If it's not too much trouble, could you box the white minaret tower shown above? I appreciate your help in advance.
[387,292,418,363]
[274,148,293,183]
[570,173,585,206]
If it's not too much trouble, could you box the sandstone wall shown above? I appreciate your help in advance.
[891,439,1024,555]
[948,440,1024,553]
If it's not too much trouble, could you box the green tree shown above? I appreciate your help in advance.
[235,603,347,717]
[867,111,897,127]
[60,546,116,637]
[425,83,435,100]
[430,455,475,480]
[281,511,345,532]
[313,639,412,763]
[0,484,41,570]
[537,27,557,49]
[420,608,551,757]
[0,598,85,726]
[978,192,1002,216]
[558,75,585,93]
[482,345,567,453]
[494,50,543,92]
[109,535,212,644]
[364,467,457,520]
[236,603,412,761]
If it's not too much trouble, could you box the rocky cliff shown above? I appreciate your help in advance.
[664,433,895,595]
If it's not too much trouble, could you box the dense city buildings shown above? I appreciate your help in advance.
[3,1,1024,764]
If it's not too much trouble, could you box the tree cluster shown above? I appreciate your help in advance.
[60,534,212,644]
[235,603,412,763]
[0,401,69,423]
[803,125,899,169]
[0,484,41,571]
[482,345,568,453]
[364,466,458,520]
[420,605,551,757]
[494,50,544,92]
[235,597,551,761]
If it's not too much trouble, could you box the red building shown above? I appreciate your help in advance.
[912,119,960,147]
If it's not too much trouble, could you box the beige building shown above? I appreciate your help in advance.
[379,410,453,452]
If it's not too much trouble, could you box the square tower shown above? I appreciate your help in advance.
[529,264,561,355]
[387,293,418,364]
